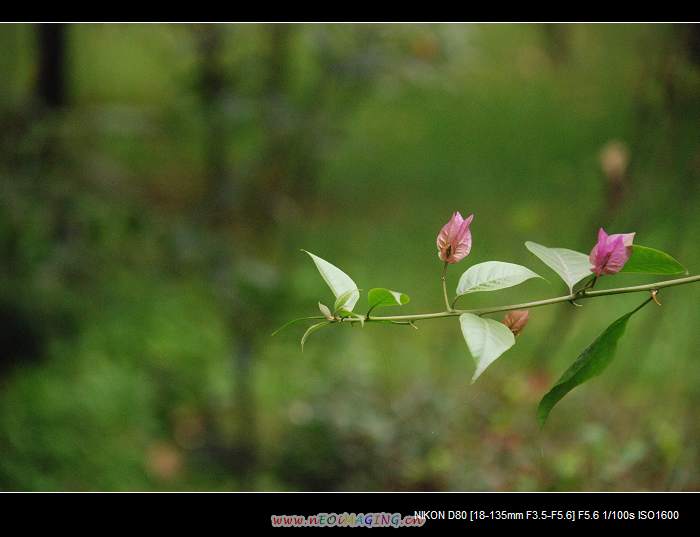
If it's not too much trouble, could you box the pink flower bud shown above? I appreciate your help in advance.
[589,227,635,276]
[436,212,474,264]
[502,310,529,336]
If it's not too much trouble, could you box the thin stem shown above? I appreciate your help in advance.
[271,315,326,335]
[582,275,598,290]
[441,261,452,312]
[629,296,654,316]
[335,274,700,324]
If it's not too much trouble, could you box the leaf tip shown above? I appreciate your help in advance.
[536,403,549,428]
[270,325,286,337]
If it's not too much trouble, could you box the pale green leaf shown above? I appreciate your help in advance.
[302,250,360,311]
[456,261,542,296]
[525,241,591,293]
[459,313,515,383]
[367,288,410,311]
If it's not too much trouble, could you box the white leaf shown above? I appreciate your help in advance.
[456,261,542,296]
[459,313,515,383]
[525,241,591,293]
[318,302,333,320]
[303,250,360,311]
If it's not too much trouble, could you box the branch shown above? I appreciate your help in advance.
[336,274,700,324]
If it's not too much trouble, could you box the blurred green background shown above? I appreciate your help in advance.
[0,23,699,491]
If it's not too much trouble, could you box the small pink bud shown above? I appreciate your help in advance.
[589,227,635,276]
[436,212,474,264]
[502,310,529,336]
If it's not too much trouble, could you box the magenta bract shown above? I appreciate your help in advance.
[437,212,474,264]
[589,227,635,276]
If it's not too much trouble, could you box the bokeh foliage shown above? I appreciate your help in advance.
[0,23,699,490]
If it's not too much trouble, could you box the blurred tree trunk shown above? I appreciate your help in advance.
[686,24,700,67]
[632,27,700,359]
[248,25,389,222]
[249,24,294,224]
[35,23,74,246]
[194,24,258,487]
[196,25,228,224]
[0,24,73,378]
[192,25,396,485]
[36,24,68,109]
[541,24,570,66]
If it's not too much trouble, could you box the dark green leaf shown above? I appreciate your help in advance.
[537,300,649,426]
[620,245,686,275]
